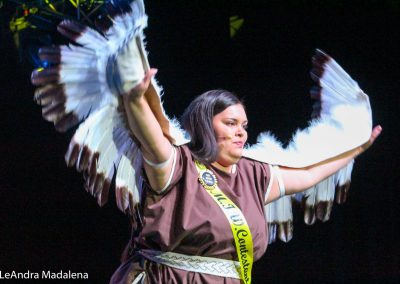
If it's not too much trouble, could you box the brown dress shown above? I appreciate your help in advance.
[110,145,271,284]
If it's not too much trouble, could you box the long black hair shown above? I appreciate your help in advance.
[181,89,243,164]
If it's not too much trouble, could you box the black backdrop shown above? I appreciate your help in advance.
[0,1,399,283]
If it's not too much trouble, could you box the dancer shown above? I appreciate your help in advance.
[30,1,381,283]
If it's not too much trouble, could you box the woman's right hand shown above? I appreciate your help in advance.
[126,68,158,100]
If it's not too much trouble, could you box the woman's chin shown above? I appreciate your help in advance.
[232,150,243,160]
[225,154,242,165]
[216,149,243,166]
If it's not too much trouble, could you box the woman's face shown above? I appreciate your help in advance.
[212,103,248,166]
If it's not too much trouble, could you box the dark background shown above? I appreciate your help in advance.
[1,0,399,283]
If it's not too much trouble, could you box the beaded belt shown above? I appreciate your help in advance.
[139,249,241,279]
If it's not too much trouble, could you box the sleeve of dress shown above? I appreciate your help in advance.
[142,146,186,195]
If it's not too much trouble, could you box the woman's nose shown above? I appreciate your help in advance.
[235,126,245,137]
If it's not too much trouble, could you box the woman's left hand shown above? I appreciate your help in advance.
[358,125,382,155]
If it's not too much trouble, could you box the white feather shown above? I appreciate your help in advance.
[72,26,108,49]
[335,159,354,186]
[169,117,190,146]
[265,195,293,243]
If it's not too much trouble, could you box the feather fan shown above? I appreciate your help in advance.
[243,50,372,243]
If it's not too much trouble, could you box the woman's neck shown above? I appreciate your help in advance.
[211,161,237,174]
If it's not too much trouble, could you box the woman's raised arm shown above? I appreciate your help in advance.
[123,69,175,192]
[266,125,382,203]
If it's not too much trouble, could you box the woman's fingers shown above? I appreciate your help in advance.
[132,68,158,94]
[359,125,382,154]
[145,68,158,82]
[370,125,382,142]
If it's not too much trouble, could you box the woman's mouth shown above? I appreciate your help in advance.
[233,141,244,148]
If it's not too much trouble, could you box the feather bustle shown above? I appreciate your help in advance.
[115,185,135,215]
[92,173,104,198]
[54,113,79,132]
[99,178,112,206]
[316,201,333,222]
[278,222,293,243]
[304,204,317,225]
[268,224,277,244]
[65,141,80,167]
[38,46,61,63]
[76,145,91,172]
[265,195,294,243]
[335,182,351,204]
[87,152,100,185]
[34,84,64,106]
[42,101,65,122]
[31,67,60,86]
[57,20,87,42]
[83,171,111,206]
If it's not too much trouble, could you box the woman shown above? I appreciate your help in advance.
[108,69,381,283]
[28,1,381,282]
